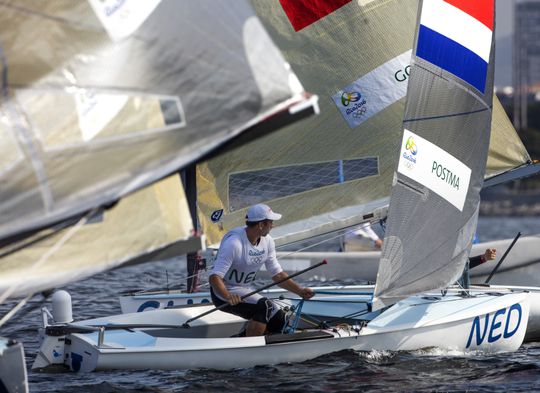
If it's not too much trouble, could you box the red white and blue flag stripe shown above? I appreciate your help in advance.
[417,0,494,93]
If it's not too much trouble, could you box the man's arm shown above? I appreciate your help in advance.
[271,272,314,299]
[209,274,241,305]
[469,248,497,269]
[354,224,382,249]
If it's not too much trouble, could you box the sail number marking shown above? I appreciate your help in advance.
[466,303,522,348]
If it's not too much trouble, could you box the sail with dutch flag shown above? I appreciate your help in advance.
[372,0,496,309]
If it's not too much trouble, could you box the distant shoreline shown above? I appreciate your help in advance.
[480,200,540,216]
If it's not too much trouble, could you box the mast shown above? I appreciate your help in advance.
[182,165,205,293]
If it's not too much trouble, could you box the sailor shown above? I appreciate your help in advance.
[209,203,314,336]
[341,222,382,251]
[460,248,497,288]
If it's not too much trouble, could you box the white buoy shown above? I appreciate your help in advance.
[51,290,73,323]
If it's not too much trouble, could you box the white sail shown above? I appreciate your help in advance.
[0,0,316,245]
[373,0,497,309]
[197,0,532,249]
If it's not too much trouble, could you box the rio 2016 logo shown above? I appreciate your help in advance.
[402,136,418,168]
[353,106,367,119]
[405,136,417,155]
[341,91,361,106]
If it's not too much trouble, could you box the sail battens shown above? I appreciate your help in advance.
[403,107,490,123]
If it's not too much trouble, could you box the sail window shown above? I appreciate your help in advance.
[15,89,185,148]
[228,157,378,211]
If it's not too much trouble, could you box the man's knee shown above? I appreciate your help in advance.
[251,298,285,333]
[251,298,276,322]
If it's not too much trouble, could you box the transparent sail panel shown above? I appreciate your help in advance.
[229,158,379,211]
[16,89,185,147]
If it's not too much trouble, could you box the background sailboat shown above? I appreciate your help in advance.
[197,0,537,250]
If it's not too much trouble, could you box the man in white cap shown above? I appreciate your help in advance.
[209,203,314,336]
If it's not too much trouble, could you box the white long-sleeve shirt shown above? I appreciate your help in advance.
[344,223,380,243]
[210,226,283,303]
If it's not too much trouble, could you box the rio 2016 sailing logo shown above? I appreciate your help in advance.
[341,92,361,106]
[341,91,368,118]
[402,136,418,169]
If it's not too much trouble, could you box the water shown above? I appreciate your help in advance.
[2,217,540,392]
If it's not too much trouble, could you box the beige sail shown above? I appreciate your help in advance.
[0,175,199,298]
[488,98,530,176]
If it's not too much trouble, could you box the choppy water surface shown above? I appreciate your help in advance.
[2,217,540,392]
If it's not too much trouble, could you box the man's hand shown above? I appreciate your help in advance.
[226,293,242,305]
[483,248,496,262]
[299,287,315,300]
[374,239,383,249]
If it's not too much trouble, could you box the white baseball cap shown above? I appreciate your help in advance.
[246,203,282,222]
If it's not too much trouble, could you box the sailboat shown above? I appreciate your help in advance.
[33,0,532,372]
[0,0,318,389]
[120,0,540,315]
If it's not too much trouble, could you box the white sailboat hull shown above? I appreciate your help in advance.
[34,292,529,372]
[119,284,540,343]
[70,329,360,372]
